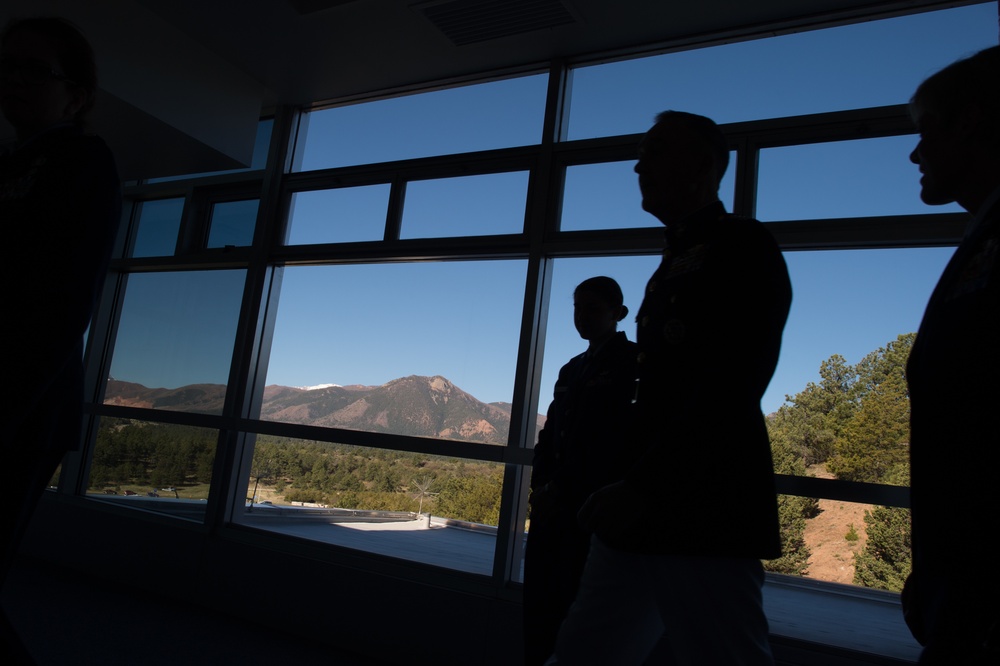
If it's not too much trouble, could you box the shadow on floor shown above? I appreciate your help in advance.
[2,555,393,665]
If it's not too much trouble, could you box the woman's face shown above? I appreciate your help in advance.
[0,28,84,137]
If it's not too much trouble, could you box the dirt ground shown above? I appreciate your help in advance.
[802,465,872,584]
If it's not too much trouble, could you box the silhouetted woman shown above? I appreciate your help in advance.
[1,16,120,664]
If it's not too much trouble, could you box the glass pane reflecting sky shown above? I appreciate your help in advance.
[295,74,547,171]
[287,185,390,244]
[566,3,997,139]
[401,172,528,238]
[208,199,259,248]
[108,270,246,396]
[758,136,963,220]
[132,198,183,257]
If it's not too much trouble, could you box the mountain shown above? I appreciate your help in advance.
[105,375,525,445]
[105,379,228,414]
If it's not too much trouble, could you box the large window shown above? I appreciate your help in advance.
[79,3,995,594]
[564,2,997,140]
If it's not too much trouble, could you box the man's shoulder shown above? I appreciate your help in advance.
[559,350,589,371]
[600,333,639,360]
[710,213,781,249]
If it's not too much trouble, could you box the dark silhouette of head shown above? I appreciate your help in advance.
[573,276,628,344]
[635,111,729,223]
[910,45,999,146]
[1,16,98,133]
[909,46,1000,212]
[653,110,730,187]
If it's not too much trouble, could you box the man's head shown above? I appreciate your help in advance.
[634,111,729,223]
[909,45,1000,212]
[573,276,628,344]
[0,17,97,137]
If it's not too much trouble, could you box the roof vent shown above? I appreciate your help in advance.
[415,0,579,46]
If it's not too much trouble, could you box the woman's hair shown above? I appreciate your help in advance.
[2,16,98,124]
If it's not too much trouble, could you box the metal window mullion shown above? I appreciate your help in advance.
[210,105,299,529]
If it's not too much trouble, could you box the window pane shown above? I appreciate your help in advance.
[106,270,246,412]
[566,3,996,139]
[263,261,527,443]
[757,136,963,221]
[207,199,259,248]
[561,162,656,231]
[294,74,547,171]
[131,198,184,257]
[86,417,217,521]
[560,154,735,231]
[287,185,390,245]
[400,172,528,239]
[236,437,502,574]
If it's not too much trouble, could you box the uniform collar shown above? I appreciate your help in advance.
[664,200,726,247]
[966,184,1000,239]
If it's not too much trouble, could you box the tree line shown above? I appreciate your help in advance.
[88,422,503,525]
[765,333,914,590]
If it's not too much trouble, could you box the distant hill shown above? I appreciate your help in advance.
[104,375,544,445]
[104,379,227,414]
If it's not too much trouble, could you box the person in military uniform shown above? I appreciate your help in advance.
[547,112,791,666]
[523,276,638,666]
[903,45,1000,666]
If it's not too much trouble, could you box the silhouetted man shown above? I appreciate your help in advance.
[524,276,638,665]
[904,44,1000,666]
[547,111,791,665]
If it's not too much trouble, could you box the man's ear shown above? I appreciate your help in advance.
[955,103,985,139]
[617,305,629,322]
[63,84,89,121]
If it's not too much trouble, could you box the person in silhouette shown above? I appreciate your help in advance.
[1,16,120,664]
[547,111,791,665]
[523,276,638,666]
[903,45,1000,666]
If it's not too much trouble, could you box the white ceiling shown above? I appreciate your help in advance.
[1,0,975,178]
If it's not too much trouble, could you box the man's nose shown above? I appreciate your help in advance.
[909,145,920,165]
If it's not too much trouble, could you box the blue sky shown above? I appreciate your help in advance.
[110,2,998,418]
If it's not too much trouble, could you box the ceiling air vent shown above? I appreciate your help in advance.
[288,0,362,14]
[415,0,579,46]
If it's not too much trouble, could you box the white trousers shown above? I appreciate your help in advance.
[546,536,774,666]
